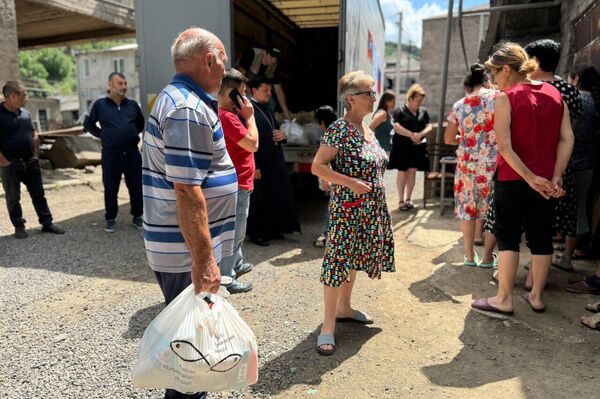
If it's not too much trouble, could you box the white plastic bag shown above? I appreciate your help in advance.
[133,285,258,393]
[281,119,307,145]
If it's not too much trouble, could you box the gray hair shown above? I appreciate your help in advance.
[2,81,26,98]
[338,70,375,108]
[171,27,219,62]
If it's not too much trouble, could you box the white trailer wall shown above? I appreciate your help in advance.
[343,0,385,95]
[134,0,233,116]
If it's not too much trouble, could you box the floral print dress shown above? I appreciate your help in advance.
[447,89,499,220]
[320,118,395,287]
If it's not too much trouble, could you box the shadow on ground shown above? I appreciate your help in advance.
[250,324,382,396]
[123,302,164,340]
[421,309,598,398]
[0,194,328,282]
[410,240,600,398]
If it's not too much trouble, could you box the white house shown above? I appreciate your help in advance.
[75,43,140,116]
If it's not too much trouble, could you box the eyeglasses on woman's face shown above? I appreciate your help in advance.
[349,90,376,100]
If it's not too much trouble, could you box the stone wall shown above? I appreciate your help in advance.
[420,13,489,122]
[0,0,19,85]
[560,0,598,72]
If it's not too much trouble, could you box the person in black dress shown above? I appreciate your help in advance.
[387,84,432,211]
[246,77,300,246]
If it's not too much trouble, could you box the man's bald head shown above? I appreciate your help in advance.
[171,27,228,93]
[171,27,223,62]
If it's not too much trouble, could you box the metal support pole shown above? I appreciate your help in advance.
[433,0,454,172]
[395,12,403,95]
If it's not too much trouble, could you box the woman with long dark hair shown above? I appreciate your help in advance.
[369,90,396,153]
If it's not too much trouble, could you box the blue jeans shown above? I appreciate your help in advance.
[153,271,206,399]
[219,189,251,279]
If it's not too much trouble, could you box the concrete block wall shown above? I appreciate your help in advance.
[420,13,489,123]
[0,0,19,85]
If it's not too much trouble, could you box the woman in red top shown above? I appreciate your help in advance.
[472,43,574,315]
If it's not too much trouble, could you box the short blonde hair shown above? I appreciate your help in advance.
[406,83,426,101]
[339,70,375,108]
[484,42,537,75]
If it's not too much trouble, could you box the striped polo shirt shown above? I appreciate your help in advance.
[142,74,237,273]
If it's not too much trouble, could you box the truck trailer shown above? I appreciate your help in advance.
[135,0,385,165]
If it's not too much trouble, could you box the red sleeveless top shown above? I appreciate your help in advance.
[497,82,564,181]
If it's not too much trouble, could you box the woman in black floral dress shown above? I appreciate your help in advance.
[311,71,395,355]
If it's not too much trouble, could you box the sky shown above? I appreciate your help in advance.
[381,0,488,47]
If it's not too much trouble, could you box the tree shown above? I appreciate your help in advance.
[17,39,135,95]
[36,48,74,83]
[19,51,49,82]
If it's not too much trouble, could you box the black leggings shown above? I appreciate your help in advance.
[493,180,555,255]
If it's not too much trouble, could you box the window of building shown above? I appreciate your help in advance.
[82,58,90,79]
[113,58,125,73]
[38,109,48,132]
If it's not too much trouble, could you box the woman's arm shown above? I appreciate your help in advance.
[552,104,575,186]
[368,110,387,131]
[393,122,415,138]
[495,93,557,199]
[444,122,459,145]
[311,146,371,195]
[418,123,433,141]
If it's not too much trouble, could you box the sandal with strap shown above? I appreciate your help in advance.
[316,332,336,356]
[478,253,497,269]
[336,310,374,324]
[581,313,600,330]
[585,302,600,313]
[464,253,480,267]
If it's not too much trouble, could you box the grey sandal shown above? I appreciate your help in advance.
[336,310,374,324]
[316,333,336,356]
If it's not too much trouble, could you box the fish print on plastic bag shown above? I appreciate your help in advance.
[170,340,243,373]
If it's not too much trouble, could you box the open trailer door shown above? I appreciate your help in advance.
[340,0,386,98]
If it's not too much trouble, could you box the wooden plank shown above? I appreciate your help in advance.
[289,14,339,22]
[270,0,338,10]
[38,126,84,137]
[296,21,339,28]
[281,5,339,16]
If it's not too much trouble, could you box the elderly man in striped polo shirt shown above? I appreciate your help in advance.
[141,27,236,399]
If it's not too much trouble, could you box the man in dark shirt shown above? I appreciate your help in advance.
[237,46,292,121]
[84,72,144,233]
[0,81,64,239]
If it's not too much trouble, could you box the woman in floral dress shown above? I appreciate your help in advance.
[311,71,395,355]
[445,64,499,267]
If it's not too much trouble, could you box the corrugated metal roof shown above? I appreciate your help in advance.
[268,0,340,28]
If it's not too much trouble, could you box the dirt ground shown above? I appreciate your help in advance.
[0,170,598,399]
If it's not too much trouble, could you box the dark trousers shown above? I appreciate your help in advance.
[494,180,555,255]
[154,271,206,399]
[102,149,142,221]
[1,157,52,227]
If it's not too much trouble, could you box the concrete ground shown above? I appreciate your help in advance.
[0,169,598,398]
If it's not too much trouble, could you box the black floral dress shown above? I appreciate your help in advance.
[320,119,395,287]
[549,80,581,237]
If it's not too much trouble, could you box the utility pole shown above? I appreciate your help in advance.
[406,38,411,86]
[395,12,403,95]
[433,0,454,172]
